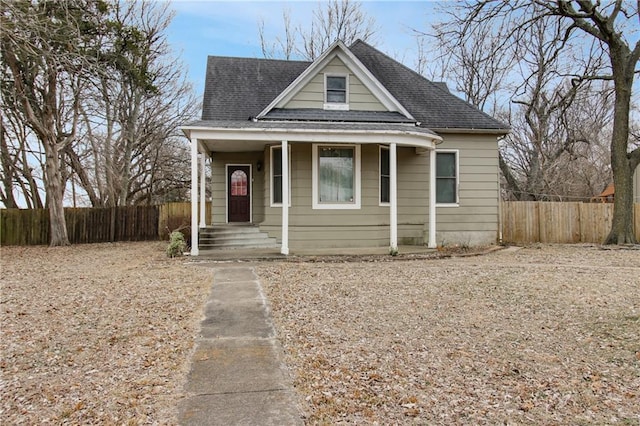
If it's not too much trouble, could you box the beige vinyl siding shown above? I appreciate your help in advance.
[261,144,430,248]
[432,134,500,245]
[210,134,500,248]
[284,57,387,111]
[210,152,264,224]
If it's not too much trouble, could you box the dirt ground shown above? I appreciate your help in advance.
[1,242,213,424]
[1,242,639,425]
[258,245,640,425]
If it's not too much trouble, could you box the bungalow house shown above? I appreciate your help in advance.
[182,40,509,255]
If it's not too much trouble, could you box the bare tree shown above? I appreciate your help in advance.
[0,114,46,209]
[1,0,112,245]
[259,8,296,60]
[501,16,611,200]
[424,6,517,114]
[500,78,615,201]
[1,0,199,253]
[450,0,639,244]
[71,1,199,207]
[259,0,378,61]
[0,118,19,208]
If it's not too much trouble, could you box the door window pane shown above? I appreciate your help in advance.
[231,170,247,196]
[319,147,354,203]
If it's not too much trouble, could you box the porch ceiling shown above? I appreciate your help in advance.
[198,139,270,153]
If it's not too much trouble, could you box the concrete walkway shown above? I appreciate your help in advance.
[178,267,303,425]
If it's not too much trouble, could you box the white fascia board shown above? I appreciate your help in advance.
[184,126,442,150]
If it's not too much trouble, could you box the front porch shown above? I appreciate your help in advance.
[184,124,442,256]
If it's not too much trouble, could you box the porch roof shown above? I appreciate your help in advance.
[182,120,443,153]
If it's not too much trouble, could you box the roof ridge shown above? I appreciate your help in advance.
[207,55,311,65]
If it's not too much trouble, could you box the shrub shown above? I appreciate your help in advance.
[166,231,187,258]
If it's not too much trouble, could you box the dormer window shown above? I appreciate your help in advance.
[324,74,349,110]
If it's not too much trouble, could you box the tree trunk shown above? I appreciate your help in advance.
[44,141,70,246]
[604,70,636,244]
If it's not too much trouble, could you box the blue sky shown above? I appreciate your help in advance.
[167,1,441,96]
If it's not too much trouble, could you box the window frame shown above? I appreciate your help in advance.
[312,143,361,210]
[435,149,459,207]
[379,145,390,206]
[323,73,349,111]
[270,145,291,207]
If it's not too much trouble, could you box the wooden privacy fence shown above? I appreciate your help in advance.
[3,201,639,246]
[501,201,640,244]
[1,206,159,246]
[158,202,212,240]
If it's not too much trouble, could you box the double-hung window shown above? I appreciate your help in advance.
[436,151,459,205]
[324,74,348,110]
[270,145,290,206]
[271,146,283,204]
[312,144,361,209]
[380,146,390,204]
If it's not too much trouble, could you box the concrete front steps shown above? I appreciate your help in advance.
[198,225,279,250]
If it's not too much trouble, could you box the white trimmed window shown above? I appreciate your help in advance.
[380,146,390,205]
[436,150,459,205]
[324,74,349,110]
[312,144,361,209]
[270,145,291,206]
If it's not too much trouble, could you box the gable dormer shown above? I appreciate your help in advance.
[283,56,387,112]
[256,40,414,121]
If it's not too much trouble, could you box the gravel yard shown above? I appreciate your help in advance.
[259,245,640,425]
[2,243,639,425]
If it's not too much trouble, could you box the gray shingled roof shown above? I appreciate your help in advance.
[200,41,508,132]
[201,56,310,121]
[349,40,507,131]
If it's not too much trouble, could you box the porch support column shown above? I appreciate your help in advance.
[281,140,289,255]
[390,143,398,254]
[209,153,214,224]
[190,138,199,256]
[199,153,206,227]
[428,148,437,248]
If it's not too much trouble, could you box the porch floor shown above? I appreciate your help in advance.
[193,245,438,261]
